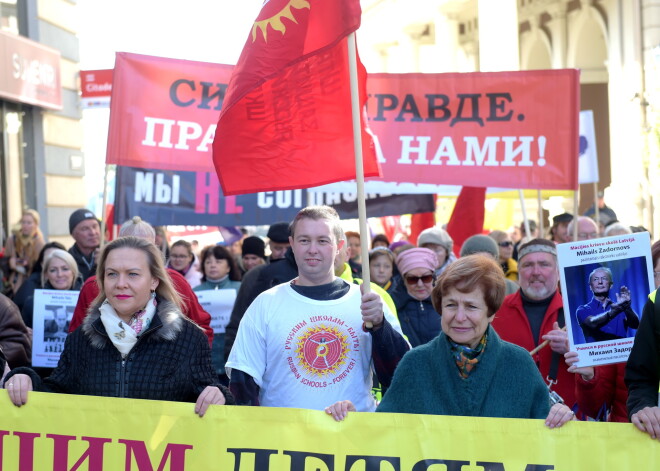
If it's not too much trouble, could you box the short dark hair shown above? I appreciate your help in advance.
[432,254,505,317]
[371,234,390,248]
[199,245,241,282]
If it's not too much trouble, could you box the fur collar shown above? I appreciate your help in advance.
[82,297,185,350]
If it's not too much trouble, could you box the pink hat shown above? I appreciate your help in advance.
[395,247,438,275]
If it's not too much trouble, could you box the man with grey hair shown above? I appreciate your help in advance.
[566,216,599,241]
[576,266,639,343]
[226,206,409,410]
[492,238,577,410]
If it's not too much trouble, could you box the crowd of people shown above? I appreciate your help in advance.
[0,204,659,439]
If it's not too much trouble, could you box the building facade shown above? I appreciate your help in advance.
[0,0,85,248]
[359,0,660,235]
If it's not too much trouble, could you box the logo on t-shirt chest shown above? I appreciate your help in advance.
[284,315,360,389]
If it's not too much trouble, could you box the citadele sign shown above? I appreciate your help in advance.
[0,30,62,110]
[80,69,113,108]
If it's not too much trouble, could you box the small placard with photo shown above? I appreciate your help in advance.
[557,232,653,367]
[31,290,80,368]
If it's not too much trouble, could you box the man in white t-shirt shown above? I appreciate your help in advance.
[226,206,409,411]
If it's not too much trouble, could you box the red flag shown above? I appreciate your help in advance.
[213,0,380,196]
[446,187,487,256]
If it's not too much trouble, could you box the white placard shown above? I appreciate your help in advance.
[578,110,599,184]
[31,289,80,368]
[195,289,237,334]
[557,232,653,367]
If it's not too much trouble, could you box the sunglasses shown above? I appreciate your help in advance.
[405,274,434,285]
[498,241,513,247]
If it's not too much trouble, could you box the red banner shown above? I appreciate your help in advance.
[366,70,580,190]
[106,53,233,172]
[105,54,579,190]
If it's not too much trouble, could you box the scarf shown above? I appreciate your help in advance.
[449,332,488,379]
[100,293,157,358]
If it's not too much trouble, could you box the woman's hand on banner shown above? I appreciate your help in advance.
[5,374,33,407]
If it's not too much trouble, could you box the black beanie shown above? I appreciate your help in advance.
[242,236,266,259]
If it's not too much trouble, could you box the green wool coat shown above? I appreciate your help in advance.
[377,326,551,419]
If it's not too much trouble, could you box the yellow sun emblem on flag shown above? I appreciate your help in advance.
[252,0,311,42]
[295,324,349,377]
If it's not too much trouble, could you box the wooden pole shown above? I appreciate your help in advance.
[100,164,110,249]
[573,190,579,241]
[537,190,544,237]
[593,182,600,234]
[518,190,530,240]
[347,33,372,327]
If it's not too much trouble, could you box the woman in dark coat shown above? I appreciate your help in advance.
[5,236,232,416]
[389,248,441,347]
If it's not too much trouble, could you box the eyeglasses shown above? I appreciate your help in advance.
[498,241,513,247]
[654,271,660,279]
[578,232,598,239]
[170,254,190,259]
[405,274,434,285]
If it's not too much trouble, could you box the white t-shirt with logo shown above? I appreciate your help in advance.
[226,282,377,411]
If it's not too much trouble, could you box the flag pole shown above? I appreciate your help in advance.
[100,164,110,249]
[347,32,373,327]
[537,190,544,237]
[518,190,530,240]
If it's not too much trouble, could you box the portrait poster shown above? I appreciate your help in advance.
[557,232,653,367]
[31,289,80,368]
[195,289,237,334]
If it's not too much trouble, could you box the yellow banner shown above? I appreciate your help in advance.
[1,391,657,470]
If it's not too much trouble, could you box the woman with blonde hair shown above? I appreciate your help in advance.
[6,236,232,415]
[21,249,82,329]
[3,209,45,295]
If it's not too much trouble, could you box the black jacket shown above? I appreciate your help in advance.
[625,291,660,417]
[224,248,298,358]
[389,284,441,347]
[8,298,232,403]
[68,244,97,281]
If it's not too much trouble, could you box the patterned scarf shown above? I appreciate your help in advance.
[449,332,488,379]
[100,293,157,358]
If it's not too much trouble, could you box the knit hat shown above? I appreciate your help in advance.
[267,222,290,243]
[69,209,99,234]
[518,238,557,261]
[459,234,499,258]
[242,236,266,259]
[395,247,438,275]
[552,212,573,225]
[389,240,410,252]
[417,227,453,253]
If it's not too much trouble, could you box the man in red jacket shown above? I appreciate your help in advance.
[492,238,576,410]
[68,217,213,346]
